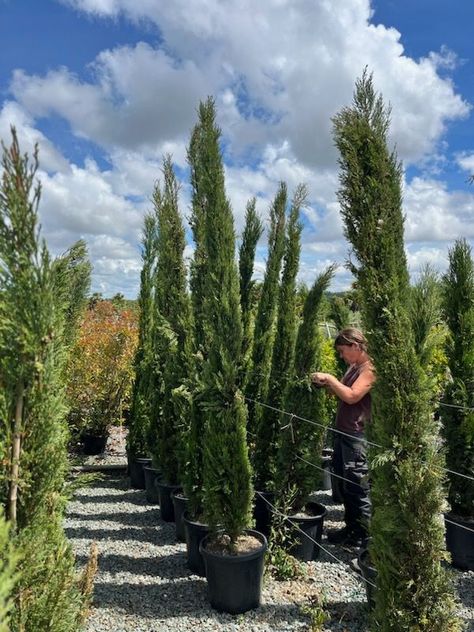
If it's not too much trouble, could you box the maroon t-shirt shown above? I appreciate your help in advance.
[335,364,371,434]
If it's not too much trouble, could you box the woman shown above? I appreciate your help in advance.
[311,327,374,547]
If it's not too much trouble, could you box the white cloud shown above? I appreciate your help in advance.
[456,152,474,175]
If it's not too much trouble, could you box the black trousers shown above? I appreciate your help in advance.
[332,433,371,536]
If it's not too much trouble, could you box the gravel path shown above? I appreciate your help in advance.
[66,430,473,632]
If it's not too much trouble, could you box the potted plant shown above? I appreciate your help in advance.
[441,238,474,570]
[276,267,334,561]
[189,97,266,614]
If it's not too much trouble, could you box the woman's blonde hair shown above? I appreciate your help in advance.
[334,327,368,352]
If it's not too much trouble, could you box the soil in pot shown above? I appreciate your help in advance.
[253,490,274,539]
[143,466,162,504]
[358,548,376,608]
[445,513,474,571]
[82,432,108,455]
[156,481,181,522]
[183,512,210,577]
[286,501,327,562]
[200,529,267,614]
[129,456,152,489]
[172,490,189,542]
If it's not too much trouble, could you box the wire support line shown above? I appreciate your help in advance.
[444,517,474,535]
[244,396,383,449]
[294,454,360,489]
[438,401,474,413]
[246,396,474,484]
[254,491,376,589]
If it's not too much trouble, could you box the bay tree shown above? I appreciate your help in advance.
[149,155,192,485]
[441,238,474,518]
[239,197,263,386]
[0,129,94,630]
[246,183,287,437]
[276,266,335,511]
[332,71,459,631]
[193,97,252,543]
[253,184,305,491]
[128,211,158,460]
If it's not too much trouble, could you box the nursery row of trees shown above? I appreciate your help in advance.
[128,77,472,630]
[0,131,97,630]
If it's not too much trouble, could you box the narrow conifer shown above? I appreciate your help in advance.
[333,71,459,631]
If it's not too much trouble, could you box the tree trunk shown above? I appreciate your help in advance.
[8,381,24,527]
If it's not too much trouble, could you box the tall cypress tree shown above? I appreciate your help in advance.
[253,184,305,490]
[0,130,93,630]
[194,98,252,543]
[441,239,474,518]
[239,198,263,386]
[128,212,158,460]
[276,266,335,511]
[149,155,192,485]
[246,183,287,437]
[333,71,459,631]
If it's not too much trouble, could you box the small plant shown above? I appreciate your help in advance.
[300,594,329,631]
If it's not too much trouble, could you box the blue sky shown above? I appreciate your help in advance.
[1,0,473,297]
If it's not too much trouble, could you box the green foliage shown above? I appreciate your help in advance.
[0,512,18,632]
[192,98,252,541]
[239,197,263,386]
[441,238,474,517]
[333,71,459,631]
[277,266,335,512]
[128,212,158,458]
[150,155,193,484]
[300,594,329,632]
[0,129,90,630]
[246,182,287,439]
[253,184,305,490]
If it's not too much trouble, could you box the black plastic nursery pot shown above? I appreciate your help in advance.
[129,456,152,489]
[171,490,189,542]
[200,529,267,615]
[143,466,162,504]
[253,490,275,539]
[358,548,376,608]
[321,453,332,491]
[156,481,181,522]
[183,512,210,577]
[82,432,108,455]
[445,513,474,571]
[287,501,327,562]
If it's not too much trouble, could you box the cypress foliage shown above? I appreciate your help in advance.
[276,266,335,512]
[128,212,158,459]
[239,197,263,386]
[409,265,444,369]
[193,98,252,542]
[333,72,459,631]
[253,184,305,490]
[246,183,287,437]
[0,130,92,630]
[441,239,474,518]
[0,511,18,632]
[149,155,192,485]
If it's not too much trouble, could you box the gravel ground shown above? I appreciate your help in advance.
[66,429,473,632]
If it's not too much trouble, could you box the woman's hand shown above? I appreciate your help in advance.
[311,372,330,386]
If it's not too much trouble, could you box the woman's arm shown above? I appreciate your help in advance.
[311,366,375,404]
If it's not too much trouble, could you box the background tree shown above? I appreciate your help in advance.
[127,212,158,459]
[239,197,263,386]
[194,98,252,543]
[333,71,459,631]
[253,184,305,491]
[0,129,94,630]
[276,266,335,512]
[149,156,192,485]
[441,238,474,518]
[246,183,287,438]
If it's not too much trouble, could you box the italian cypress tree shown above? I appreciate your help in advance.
[246,183,287,437]
[253,184,306,490]
[441,239,474,518]
[0,130,93,630]
[333,71,459,631]
[239,197,263,386]
[276,266,335,511]
[149,155,192,485]
[0,511,18,632]
[193,97,252,543]
[128,211,158,459]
